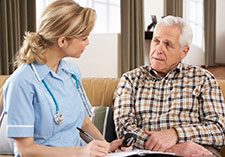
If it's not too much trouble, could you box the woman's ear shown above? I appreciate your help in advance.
[57,37,68,48]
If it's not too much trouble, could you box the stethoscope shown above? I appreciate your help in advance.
[31,64,93,125]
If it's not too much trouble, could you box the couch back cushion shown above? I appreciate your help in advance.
[218,80,225,99]
[82,78,119,107]
[0,76,119,111]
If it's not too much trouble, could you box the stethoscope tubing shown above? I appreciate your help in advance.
[30,63,93,125]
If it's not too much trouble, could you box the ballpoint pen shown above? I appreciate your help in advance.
[77,127,94,143]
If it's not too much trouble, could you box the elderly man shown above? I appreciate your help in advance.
[114,16,225,157]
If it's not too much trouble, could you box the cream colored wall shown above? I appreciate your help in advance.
[67,1,164,78]
[144,0,164,30]
[144,0,164,65]
[67,34,120,78]
[216,0,225,64]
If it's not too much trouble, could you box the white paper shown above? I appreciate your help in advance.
[107,149,175,157]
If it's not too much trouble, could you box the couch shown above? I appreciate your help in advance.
[0,75,225,156]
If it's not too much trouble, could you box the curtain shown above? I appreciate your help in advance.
[0,0,36,75]
[204,0,216,67]
[119,0,144,77]
[164,0,183,17]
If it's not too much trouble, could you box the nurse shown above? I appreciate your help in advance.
[3,0,123,156]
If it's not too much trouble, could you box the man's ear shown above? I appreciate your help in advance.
[180,46,189,60]
[57,37,68,48]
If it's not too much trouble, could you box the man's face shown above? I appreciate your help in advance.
[149,25,188,75]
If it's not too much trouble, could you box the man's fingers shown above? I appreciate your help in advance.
[145,130,152,135]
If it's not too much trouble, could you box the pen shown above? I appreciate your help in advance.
[77,127,94,143]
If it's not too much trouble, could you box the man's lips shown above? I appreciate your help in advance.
[152,57,165,61]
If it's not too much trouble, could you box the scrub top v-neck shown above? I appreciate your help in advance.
[3,60,92,154]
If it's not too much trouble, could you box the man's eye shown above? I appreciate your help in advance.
[153,39,159,44]
[164,42,173,48]
[165,42,170,47]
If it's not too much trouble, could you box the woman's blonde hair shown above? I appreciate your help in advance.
[15,0,96,66]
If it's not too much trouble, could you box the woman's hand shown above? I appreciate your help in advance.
[80,140,110,157]
[109,139,133,153]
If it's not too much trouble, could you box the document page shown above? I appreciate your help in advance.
[107,149,176,157]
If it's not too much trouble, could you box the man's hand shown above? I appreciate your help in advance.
[144,128,178,151]
[166,141,213,157]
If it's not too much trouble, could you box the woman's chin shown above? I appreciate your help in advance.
[72,52,83,58]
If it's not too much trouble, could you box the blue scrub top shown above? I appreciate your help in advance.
[3,60,92,155]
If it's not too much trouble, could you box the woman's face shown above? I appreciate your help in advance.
[62,36,89,58]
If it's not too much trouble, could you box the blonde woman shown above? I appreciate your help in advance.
[3,0,123,156]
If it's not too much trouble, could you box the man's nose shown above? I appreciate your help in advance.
[155,43,164,53]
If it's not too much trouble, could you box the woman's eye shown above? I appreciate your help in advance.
[83,37,88,41]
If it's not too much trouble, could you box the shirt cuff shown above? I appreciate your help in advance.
[7,125,34,137]
[135,130,149,149]
[173,126,192,142]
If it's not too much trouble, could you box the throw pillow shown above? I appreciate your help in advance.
[92,107,107,134]
[92,106,117,142]
[0,112,14,155]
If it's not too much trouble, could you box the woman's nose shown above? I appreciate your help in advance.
[85,39,89,46]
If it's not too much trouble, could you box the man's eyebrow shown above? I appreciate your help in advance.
[153,36,159,40]
[152,37,175,47]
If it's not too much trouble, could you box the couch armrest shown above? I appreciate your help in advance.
[0,75,9,115]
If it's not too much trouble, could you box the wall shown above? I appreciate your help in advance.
[67,34,120,78]
[216,0,225,64]
[144,0,164,65]
[144,0,206,66]
[182,45,205,65]
[67,0,164,78]
[144,0,164,30]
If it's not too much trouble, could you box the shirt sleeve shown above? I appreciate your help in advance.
[113,74,148,149]
[3,79,35,138]
[173,78,225,149]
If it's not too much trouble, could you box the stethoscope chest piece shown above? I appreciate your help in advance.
[54,112,64,125]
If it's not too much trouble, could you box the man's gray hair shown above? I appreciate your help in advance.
[155,15,193,48]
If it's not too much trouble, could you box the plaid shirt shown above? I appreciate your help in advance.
[113,63,225,149]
